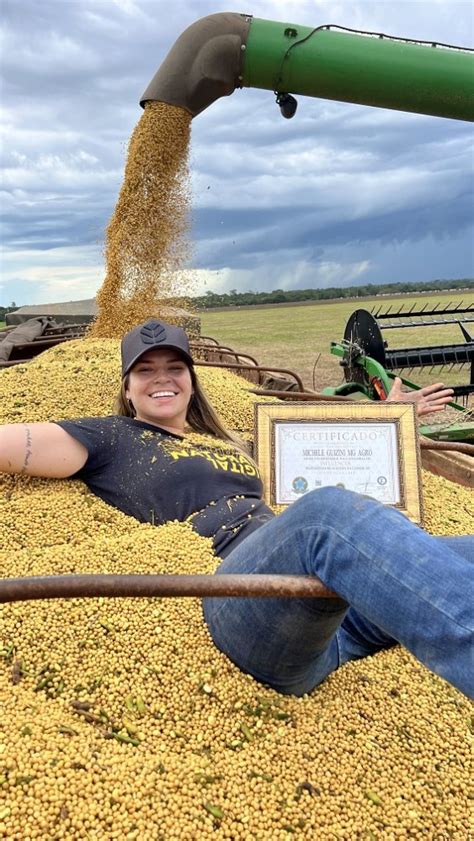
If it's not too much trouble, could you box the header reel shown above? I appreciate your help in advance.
[324,302,474,443]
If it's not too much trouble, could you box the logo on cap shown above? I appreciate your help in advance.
[140,321,167,345]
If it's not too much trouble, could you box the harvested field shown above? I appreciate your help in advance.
[200,291,473,393]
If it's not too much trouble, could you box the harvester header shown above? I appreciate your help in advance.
[141,12,474,121]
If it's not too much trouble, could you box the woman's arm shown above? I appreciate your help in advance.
[0,423,88,478]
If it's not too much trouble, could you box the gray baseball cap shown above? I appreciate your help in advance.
[121,319,194,377]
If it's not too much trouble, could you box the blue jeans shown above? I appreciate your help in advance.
[203,488,474,698]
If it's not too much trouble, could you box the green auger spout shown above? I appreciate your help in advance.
[141,13,474,121]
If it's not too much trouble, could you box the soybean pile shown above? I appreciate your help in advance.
[1,342,473,841]
[90,102,193,339]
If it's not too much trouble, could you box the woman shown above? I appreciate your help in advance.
[1,318,472,698]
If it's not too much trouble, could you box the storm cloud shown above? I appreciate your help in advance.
[1,0,473,304]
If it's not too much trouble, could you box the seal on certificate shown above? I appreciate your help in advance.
[292,476,308,494]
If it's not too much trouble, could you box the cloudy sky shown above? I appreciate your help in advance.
[1,0,473,306]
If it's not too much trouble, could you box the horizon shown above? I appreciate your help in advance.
[1,0,473,307]
[3,276,473,314]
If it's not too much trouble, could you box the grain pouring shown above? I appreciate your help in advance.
[90,102,193,339]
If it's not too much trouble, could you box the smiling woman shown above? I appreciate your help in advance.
[113,320,249,448]
[0,317,472,703]
[124,349,193,434]
[117,319,193,434]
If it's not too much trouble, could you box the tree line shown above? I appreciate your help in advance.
[2,279,473,320]
[0,302,17,322]
[193,279,474,309]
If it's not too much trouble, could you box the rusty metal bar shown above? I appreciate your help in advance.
[199,335,221,346]
[0,574,338,604]
[249,388,353,402]
[191,342,237,353]
[191,343,260,367]
[0,359,29,368]
[195,360,305,391]
[192,345,241,363]
[12,337,71,353]
[224,352,261,366]
[419,437,474,456]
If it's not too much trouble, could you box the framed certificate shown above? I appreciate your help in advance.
[255,402,423,524]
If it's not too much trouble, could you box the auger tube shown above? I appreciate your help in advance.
[140,13,474,121]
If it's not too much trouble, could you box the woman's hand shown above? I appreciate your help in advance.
[387,377,454,417]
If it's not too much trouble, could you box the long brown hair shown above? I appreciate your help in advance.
[114,365,250,454]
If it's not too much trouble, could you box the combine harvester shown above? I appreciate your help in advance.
[140,12,474,487]
[327,303,474,418]
[321,303,474,485]
[141,13,473,121]
[2,13,473,481]
[1,17,473,839]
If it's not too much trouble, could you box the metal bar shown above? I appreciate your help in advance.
[0,574,338,604]
[195,361,305,391]
[192,346,242,364]
[32,331,85,342]
[191,343,260,366]
[230,352,261,366]
[199,335,221,346]
[249,389,352,402]
[385,343,473,369]
[0,359,29,368]
[385,369,470,402]
[191,342,237,354]
[450,385,474,397]
[375,304,474,319]
[379,316,474,329]
[42,323,87,333]
[12,337,71,352]
[419,438,474,456]
[459,323,474,342]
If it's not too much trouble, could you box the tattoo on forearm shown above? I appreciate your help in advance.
[21,426,33,474]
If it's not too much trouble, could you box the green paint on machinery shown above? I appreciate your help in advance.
[141,13,474,122]
[139,13,474,445]
[322,306,474,444]
[242,20,474,121]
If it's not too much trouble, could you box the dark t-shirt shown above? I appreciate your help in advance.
[56,416,274,557]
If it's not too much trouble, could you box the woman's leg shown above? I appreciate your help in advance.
[338,535,474,665]
[203,488,473,697]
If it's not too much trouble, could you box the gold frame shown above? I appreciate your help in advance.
[255,402,423,524]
